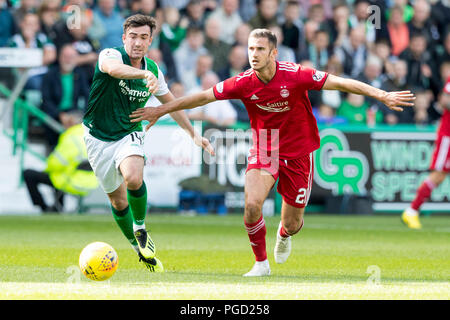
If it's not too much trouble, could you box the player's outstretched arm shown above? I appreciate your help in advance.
[129,88,217,128]
[322,74,416,112]
[102,59,158,93]
[153,91,215,155]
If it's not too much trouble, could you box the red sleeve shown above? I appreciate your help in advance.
[213,76,242,100]
[297,66,328,91]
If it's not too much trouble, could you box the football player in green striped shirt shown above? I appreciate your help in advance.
[83,14,214,272]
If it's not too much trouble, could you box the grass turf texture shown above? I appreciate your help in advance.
[0,214,449,299]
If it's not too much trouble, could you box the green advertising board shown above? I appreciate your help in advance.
[312,125,450,213]
[196,123,449,214]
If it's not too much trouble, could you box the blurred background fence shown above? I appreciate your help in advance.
[0,0,449,215]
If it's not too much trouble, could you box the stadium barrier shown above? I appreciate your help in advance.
[0,84,64,181]
[0,48,65,183]
[144,122,449,215]
[312,125,450,214]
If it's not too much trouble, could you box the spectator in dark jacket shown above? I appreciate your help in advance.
[435,31,450,74]
[280,0,303,52]
[322,1,349,48]
[248,0,278,30]
[430,0,450,41]
[203,17,231,73]
[408,0,440,49]
[41,44,90,149]
[298,29,333,70]
[0,0,16,89]
[399,32,440,93]
[0,0,15,47]
[217,45,249,81]
[334,25,368,77]
[53,12,99,83]
[380,59,414,124]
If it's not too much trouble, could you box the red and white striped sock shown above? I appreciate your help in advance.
[411,178,436,211]
[244,215,267,262]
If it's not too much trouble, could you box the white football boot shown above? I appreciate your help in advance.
[243,259,271,277]
[274,221,292,264]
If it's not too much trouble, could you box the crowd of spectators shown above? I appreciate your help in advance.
[1,0,450,135]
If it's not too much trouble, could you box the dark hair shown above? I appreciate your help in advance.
[186,26,204,36]
[375,38,390,46]
[249,28,277,48]
[410,31,427,40]
[315,28,329,36]
[391,4,404,14]
[286,0,299,7]
[332,0,347,10]
[123,14,157,36]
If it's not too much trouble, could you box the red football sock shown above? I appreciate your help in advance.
[244,215,267,262]
[411,179,436,211]
[279,219,304,238]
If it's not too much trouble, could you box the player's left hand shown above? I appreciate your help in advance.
[193,134,215,156]
[381,90,416,112]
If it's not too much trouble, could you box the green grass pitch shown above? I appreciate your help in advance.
[0,213,449,300]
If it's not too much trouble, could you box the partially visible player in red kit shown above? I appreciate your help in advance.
[402,78,450,229]
[130,29,416,276]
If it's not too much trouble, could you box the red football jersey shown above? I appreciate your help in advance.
[438,109,450,137]
[213,61,328,159]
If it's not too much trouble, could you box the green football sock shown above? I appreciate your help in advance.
[127,181,148,229]
[111,205,137,247]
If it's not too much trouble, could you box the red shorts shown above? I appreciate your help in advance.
[246,151,314,208]
[430,134,450,172]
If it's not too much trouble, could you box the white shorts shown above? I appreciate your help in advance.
[83,124,146,193]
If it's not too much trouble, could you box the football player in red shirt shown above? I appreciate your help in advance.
[130,29,416,276]
[402,78,450,229]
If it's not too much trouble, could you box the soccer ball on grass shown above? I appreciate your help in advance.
[79,242,118,281]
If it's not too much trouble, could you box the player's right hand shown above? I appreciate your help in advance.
[381,90,416,112]
[144,70,158,94]
[130,106,162,130]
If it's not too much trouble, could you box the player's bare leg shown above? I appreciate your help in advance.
[107,183,128,211]
[119,155,156,259]
[274,201,305,264]
[119,155,145,190]
[243,169,275,277]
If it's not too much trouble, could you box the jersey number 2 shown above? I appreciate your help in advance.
[295,188,307,205]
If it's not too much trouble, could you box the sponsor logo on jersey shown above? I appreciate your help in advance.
[250,94,259,100]
[119,80,150,101]
[444,81,450,94]
[255,101,290,112]
[216,81,224,93]
[312,70,325,82]
[280,86,289,98]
